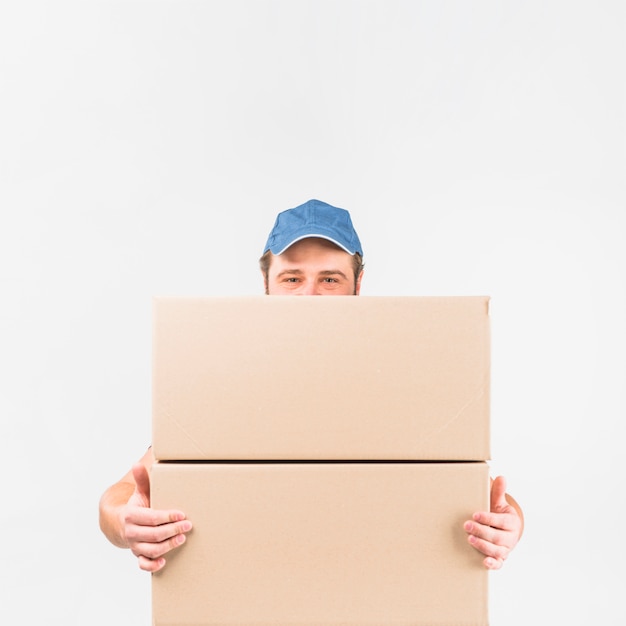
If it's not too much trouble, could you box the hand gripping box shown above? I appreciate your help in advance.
[151,461,490,626]
[152,296,491,461]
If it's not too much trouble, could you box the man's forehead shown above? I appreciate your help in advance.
[265,237,356,278]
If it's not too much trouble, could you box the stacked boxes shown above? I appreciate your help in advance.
[151,296,491,626]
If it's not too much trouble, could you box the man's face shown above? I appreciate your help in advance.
[264,237,363,296]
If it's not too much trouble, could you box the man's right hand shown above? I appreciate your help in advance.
[120,463,193,572]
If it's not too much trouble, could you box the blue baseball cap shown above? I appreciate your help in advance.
[263,199,363,256]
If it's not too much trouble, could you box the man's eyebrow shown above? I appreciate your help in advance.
[318,270,349,279]
[275,269,305,278]
[275,269,349,280]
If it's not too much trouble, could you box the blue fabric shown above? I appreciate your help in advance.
[263,199,363,256]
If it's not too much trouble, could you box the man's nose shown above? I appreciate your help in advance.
[300,281,321,295]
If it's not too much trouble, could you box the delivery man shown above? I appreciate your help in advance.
[98,199,524,573]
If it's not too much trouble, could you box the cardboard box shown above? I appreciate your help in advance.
[151,461,489,626]
[152,296,490,461]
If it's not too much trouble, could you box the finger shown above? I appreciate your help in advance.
[138,555,166,573]
[483,556,504,570]
[464,514,518,553]
[470,510,518,533]
[464,518,504,546]
[132,463,151,506]
[125,514,192,545]
[131,531,188,561]
[467,532,510,563]
[124,506,190,529]
[490,475,508,513]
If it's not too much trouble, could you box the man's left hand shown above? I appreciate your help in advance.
[463,475,523,570]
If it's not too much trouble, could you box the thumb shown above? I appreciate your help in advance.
[490,475,508,513]
[131,462,151,507]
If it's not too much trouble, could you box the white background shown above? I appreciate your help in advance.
[1,1,624,624]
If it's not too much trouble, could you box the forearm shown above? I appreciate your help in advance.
[98,481,135,548]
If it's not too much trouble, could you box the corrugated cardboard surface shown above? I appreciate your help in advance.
[151,461,489,626]
[152,296,490,460]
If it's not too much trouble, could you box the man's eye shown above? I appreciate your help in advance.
[285,277,300,283]
[322,277,338,283]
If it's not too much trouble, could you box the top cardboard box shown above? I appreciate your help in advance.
[152,296,490,461]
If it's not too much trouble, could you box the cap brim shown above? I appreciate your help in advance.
[269,233,357,256]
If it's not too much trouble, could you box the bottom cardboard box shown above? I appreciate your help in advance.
[152,462,489,626]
